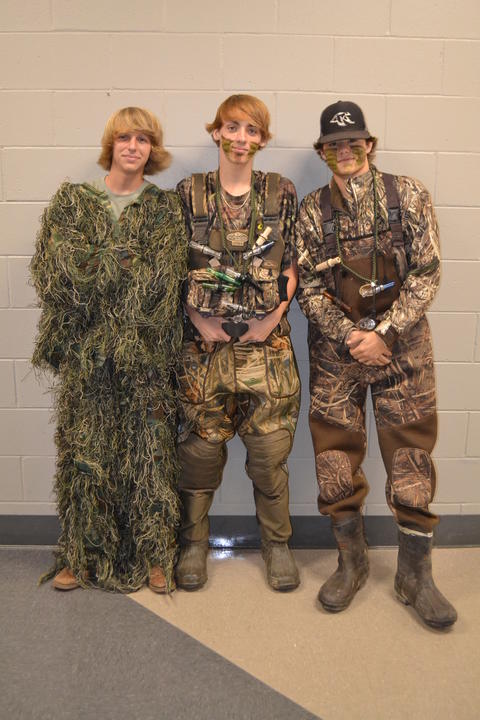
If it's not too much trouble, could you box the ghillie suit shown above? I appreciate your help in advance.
[31,182,187,592]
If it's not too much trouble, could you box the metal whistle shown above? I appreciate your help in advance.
[359,281,395,298]
[243,240,275,261]
[222,301,249,314]
[189,241,222,260]
[201,282,236,294]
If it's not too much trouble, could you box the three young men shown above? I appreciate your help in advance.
[295,101,457,628]
[35,94,457,628]
[176,95,300,591]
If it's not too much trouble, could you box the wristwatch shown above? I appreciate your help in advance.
[374,319,398,349]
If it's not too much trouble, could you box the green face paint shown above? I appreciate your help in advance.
[352,146,367,164]
[324,149,339,173]
[324,144,367,175]
[220,135,260,159]
[221,138,233,154]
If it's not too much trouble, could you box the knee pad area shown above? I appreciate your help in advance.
[391,447,432,508]
[243,429,291,486]
[178,434,226,491]
[315,449,354,504]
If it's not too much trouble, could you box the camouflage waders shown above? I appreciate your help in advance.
[177,171,299,548]
[296,169,442,535]
[177,331,300,544]
[309,316,438,533]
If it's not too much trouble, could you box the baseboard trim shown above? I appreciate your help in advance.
[1,514,479,548]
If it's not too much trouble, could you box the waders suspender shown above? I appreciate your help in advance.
[263,172,281,242]
[319,185,340,298]
[382,173,403,251]
[320,185,336,258]
[191,173,209,245]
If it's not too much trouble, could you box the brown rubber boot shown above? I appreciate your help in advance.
[318,514,369,612]
[395,529,457,629]
[261,541,300,591]
[149,565,175,594]
[175,541,209,591]
[52,567,80,591]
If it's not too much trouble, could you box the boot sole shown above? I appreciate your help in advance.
[176,577,207,591]
[149,581,176,594]
[395,591,457,629]
[52,581,80,591]
[270,579,300,592]
[319,571,368,613]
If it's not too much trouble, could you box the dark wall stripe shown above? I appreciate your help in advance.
[1,514,479,547]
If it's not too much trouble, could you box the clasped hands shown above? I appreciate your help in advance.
[346,329,392,366]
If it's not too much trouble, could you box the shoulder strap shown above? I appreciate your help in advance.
[259,172,282,245]
[191,173,209,245]
[264,172,281,220]
[382,173,403,249]
[320,185,337,257]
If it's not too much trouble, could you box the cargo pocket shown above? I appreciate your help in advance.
[178,342,212,405]
[264,340,300,399]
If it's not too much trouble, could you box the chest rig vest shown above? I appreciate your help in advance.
[319,172,408,326]
[186,172,287,320]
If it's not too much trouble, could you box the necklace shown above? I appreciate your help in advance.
[215,172,257,272]
[220,188,251,211]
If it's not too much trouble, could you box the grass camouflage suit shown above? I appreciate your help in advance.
[31,180,187,592]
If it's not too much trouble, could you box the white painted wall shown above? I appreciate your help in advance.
[1,0,479,518]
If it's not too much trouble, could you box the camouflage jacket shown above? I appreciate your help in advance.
[295,167,441,344]
[177,171,297,321]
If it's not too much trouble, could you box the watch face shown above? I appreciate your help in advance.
[357,317,377,331]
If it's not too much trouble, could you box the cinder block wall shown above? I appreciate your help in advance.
[1,0,479,520]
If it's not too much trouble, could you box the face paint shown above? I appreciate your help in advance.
[324,148,339,173]
[221,138,233,154]
[220,135,259,160]
[352,146,367,164]
[324,143,368,176]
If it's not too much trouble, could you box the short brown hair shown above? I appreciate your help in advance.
[98,107,171,175]
[206,95,272,146]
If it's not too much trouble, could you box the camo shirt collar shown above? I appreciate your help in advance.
[330,166,375,214]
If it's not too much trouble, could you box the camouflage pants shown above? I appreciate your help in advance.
[308,317,438,533]
[177,334,300,543]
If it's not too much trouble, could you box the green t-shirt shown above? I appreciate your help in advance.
[90,177,149,220]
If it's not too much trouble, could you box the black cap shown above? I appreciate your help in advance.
[317,100,371,144]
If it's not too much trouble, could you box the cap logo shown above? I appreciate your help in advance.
[330,112,355,127]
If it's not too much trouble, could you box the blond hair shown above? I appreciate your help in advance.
[206,95,272,146]
[98,107,171,174]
